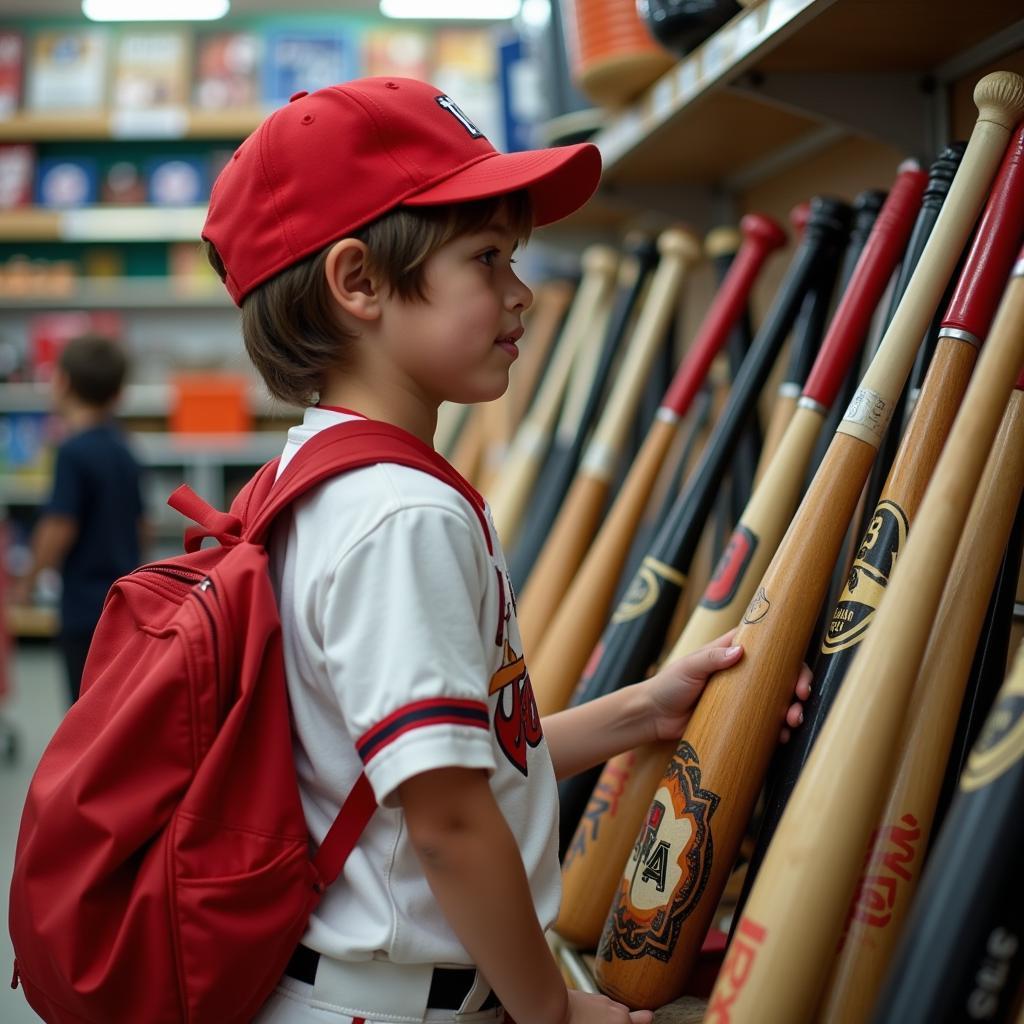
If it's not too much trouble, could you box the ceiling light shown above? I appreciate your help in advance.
[380,0,521,19]
[83,0,230,20]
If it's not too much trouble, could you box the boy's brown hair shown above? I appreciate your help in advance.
[204,193,532,408]
[58,334,128,408]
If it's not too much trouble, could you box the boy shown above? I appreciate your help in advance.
[15,333,144,703]
[202,78,808,1024]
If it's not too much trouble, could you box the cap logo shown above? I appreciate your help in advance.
[436,95,483,138]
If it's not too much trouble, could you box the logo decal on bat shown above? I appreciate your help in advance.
[839,813,921,940]
[821,499,908,655]
[961,665,1024,791]
[599,742,719,963]
[706,917,767,1022]
[743,586,770,624]
[563,752,635,866]
[702,525,758,611]
[611,557,686,624]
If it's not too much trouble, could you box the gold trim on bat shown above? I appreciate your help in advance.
[961,664,1024,791]
[611,557,688,624]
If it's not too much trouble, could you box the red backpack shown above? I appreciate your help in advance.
[9,419,490,1024]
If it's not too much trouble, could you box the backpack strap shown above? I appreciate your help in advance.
[313,772,377,886]
[245,419,492,551]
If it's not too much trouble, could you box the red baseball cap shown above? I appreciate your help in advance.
[202,76,602,305]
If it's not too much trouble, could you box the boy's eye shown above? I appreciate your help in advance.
[478,248,500,266]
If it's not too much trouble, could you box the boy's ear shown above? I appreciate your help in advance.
[324,239,382,322]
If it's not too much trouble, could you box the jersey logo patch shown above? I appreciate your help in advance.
[489,639,542,775]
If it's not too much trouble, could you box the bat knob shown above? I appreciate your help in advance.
[580,243,620,275]
[788,201,811,237]
[973,70,1024,130]
[739,211,787,251]
[657,226,703,264]
[704,226,742,259]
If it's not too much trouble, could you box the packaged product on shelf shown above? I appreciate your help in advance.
[0,31,23,116]
[100,160,146,204]
[0,144,35,208]
[25,29,107,112]
[144,156,206,206]
[111,30,190,112]
[194,30,262,110]
[361,26,430,80]
[261,28,355,108]
[432,29,502,145]
[35,156,98,207]
[28,311,122,383]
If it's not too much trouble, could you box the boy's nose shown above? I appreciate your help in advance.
[510,277,533,312]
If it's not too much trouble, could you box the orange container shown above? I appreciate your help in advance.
[170,373,252,434]
[562,0,675,107]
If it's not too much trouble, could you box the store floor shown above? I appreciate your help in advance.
[1,643,73,1024]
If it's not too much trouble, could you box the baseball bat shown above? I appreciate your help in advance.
[516,227,703,655]
[709,166,1024,1024]
[475,278,576,493]
[510,237,660,584]
[933,490,1024,832]
[818,362,1024,1022]
[594,72,1024,1011]
[554,166,925,948]
[531,199,847,721]
[520,215,784,672]
[751,211,834,488]
[744,122,1024,912]
[870,631,1024,1024]
[488,244,619,547]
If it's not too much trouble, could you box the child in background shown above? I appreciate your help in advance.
[15,334,144,703]
[201,78,809,1024]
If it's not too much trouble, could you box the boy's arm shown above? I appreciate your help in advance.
[398,766,569,1024]
[12,513,78,605]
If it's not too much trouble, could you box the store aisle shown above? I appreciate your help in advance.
[0,644,70,1024]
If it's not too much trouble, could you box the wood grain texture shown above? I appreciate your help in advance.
[818,387,1024,1023]
[714,266,1024,1024]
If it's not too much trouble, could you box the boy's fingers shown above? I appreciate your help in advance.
[786,702,805,728]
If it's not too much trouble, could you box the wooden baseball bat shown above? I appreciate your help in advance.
[519,215,784,668]
[934,492,1024,830]
[594,71,1024,1011]
[530,200,846,720]
[870,631,1024,1024]
[818,363,1024,1021]
[751,218,835,487]
[510,236,660,586]
[488,244,619,547]
[743,123,1024,912]
[709,200,1024,1024]
[516,227,702,653]
[553,166,925,948]
[475,278,576,493]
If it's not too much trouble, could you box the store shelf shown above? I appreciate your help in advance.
[0,277,232,310]
[0,205,208,243]
[587,0,1024,190]
[0,383,296,418]
[0,108,264,142]
[131,431,286,466]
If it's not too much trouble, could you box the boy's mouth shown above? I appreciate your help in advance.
[495,327,523,359]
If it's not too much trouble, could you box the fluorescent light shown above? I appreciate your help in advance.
[83,0,229,20]
[380,0,521,19]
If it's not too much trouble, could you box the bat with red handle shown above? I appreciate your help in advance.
[594,71,1024,1011]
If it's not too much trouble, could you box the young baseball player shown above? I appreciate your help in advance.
[201,78,809,1024]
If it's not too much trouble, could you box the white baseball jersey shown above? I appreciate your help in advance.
[269,406,561,967]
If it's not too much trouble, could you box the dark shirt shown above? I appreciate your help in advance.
[45,421,144,635]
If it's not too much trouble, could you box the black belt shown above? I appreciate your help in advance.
[284,944,500,1011]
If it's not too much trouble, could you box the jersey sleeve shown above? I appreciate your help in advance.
[45,441,86,520]
[320,502,497,807]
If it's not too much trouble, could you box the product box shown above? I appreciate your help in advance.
[361,27,430,80]
[25,29,108,112]
[111,30,190,111]
[28,311,122,382]
[194,30,262,110]
[100,159,146,204]
[432,29,501,144]
[36,156,99,208]
[262,29,355,108]
[0,144,35,208]
[145,156,206,205]
[0,31,23,116]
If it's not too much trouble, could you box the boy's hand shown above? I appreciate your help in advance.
[643,629,812,744]
[503,991,654,1024]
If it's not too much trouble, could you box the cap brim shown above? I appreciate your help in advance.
[402,142,602,227]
